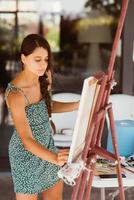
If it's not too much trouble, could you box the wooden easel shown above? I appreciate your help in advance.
[71,0,129,199]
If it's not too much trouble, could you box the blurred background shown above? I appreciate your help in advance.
[0,0,124,95]
[1,1,134,199]
[0,0,134,172]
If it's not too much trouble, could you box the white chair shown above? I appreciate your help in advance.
[52,93,81,147]
[93,94,134,200]
[107,94,134,122]
[106,94,134,157]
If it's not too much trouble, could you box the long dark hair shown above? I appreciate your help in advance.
[20,34,52,116]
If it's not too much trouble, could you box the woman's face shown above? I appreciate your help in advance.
[21,47,49,76]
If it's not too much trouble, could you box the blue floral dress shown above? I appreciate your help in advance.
[5,82,61,194]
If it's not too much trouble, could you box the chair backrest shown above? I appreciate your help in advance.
[106,94,134,157]
[106,94,134,127]
[52,93,81,133]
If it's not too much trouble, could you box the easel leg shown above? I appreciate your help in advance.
[77,171,88,200]
[84,160,97,200]
[100,188,105,200]
[108,107,125,200]
[71,172,83,200]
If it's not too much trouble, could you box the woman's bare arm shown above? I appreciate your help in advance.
[52,100,79,113]
[6,92,68,166]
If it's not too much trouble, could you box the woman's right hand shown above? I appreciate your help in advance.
[56,149,69,166]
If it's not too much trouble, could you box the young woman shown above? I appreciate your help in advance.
[5,34,79,200]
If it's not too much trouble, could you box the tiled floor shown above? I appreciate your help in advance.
[0,172,134,200]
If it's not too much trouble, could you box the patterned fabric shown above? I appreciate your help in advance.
[5,82,61,194]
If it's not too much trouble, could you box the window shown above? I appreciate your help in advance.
[0,0,61,55]
[0,0,16,11]
[0,13,15,55]
[42,14,60,52]
[18,13,39,44]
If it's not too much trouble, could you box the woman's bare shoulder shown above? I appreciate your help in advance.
[6,89,25,110]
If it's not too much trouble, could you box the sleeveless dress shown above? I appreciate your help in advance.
[5,82,61,194]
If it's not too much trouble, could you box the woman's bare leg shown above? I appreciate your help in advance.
[41,179,64,200]
[16,193,38,200]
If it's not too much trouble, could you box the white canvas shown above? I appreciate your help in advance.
[68,76,100,163]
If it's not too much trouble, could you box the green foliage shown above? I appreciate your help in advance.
[85,0,122,16]
[0,17,19,56]
[46,26,60,52]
